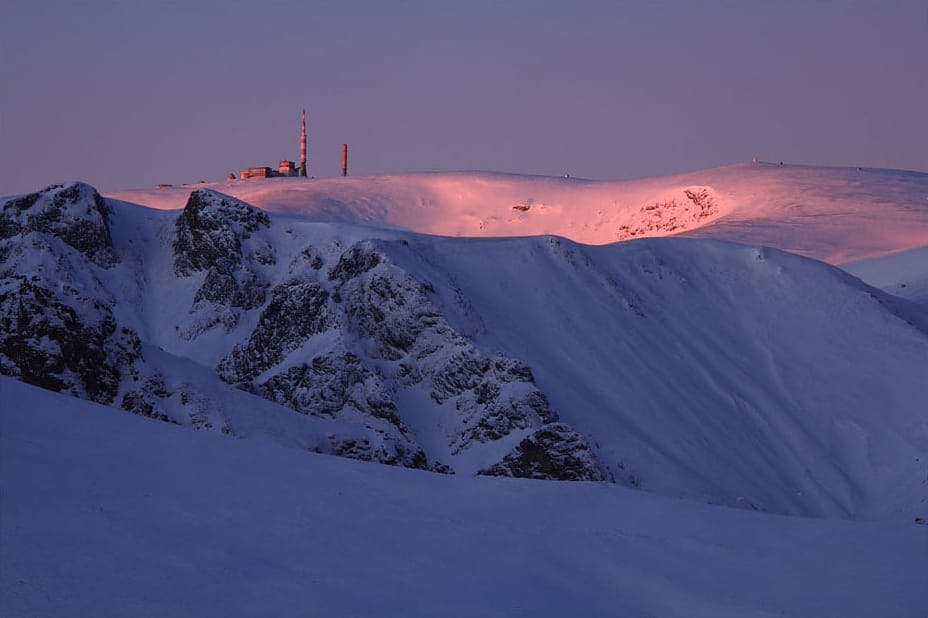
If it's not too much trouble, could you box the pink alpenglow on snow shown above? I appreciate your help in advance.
[107,163,928,264]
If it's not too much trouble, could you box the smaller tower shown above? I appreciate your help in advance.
[341,144,348,177]
[300,109,307,177]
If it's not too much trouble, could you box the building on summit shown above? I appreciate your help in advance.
[238,110,309,180]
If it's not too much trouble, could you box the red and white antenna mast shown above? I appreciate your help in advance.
[300,109,308,177]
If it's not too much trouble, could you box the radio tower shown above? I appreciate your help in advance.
[300,109,308,177]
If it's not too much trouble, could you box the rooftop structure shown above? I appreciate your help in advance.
[238,110,308,180]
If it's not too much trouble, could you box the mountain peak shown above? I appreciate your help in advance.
[1,181,116,267]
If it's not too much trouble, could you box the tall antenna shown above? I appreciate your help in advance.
[300,109,307,177]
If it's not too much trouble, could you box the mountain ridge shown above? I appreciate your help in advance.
[104,162,928,263]
[3,181,926,521]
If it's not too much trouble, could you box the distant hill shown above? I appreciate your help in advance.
[107,162,928,263]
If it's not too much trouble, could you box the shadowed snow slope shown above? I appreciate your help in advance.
[376,234,928,521]
[842,245,928,308]
[2,377,926,618]
[106,163,928,263]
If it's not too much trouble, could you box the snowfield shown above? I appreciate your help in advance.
[107,162,928,263]
[2,377,926,618]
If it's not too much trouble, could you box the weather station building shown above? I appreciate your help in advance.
[237,110,309,179]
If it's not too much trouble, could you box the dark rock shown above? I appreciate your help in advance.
[432,349,492,403]
[328,243,381,282]
[173,189,270,276]
[478,423,610,482]
[261,352,400,426]
[0,277,140,404]
[218,279,331,384]
[0,182,117,267]
[173,190,274,323]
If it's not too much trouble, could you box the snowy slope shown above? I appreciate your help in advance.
[377,234,928,521]
[842,245,928,307]
[3,377,926,618]
[102,188,928,520]
[106,163,928,263]
[3,182,927,522]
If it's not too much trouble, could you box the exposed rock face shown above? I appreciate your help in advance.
[210,237,606,480]
[479,423,611,482]
[120,373,176,424]
[617,186,719,240]
[217,279,332,384]
[173,189,275,337]
[261,352,398,424]
[1,182,117,267]
[1,181,609,483]
[0,183,134,402]
[0,184,232,434]
[173,188,272,276]
[327,244,381,283]
[0,276,140,403]
[325,241,606,480]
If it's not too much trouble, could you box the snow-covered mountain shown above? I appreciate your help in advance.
[107,162,928,263]
[3,376,925,618]
[3,181,926,523]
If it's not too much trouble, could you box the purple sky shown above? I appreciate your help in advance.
[2,1,926,195]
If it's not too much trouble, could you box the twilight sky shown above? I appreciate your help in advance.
[1,0,926,194]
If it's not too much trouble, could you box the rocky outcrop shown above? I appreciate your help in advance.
[261,352,398,424]
[328,241,607,480]
[217,279,333,384]
[479,423,611,482]
[0,185,136,402]
[173,189,272,276]
[617,186,719,240]
[325,433,430,470]
[173,189,276,337]
[0,276,140,403]
[2,181,610,484]
[1,182,117,267]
